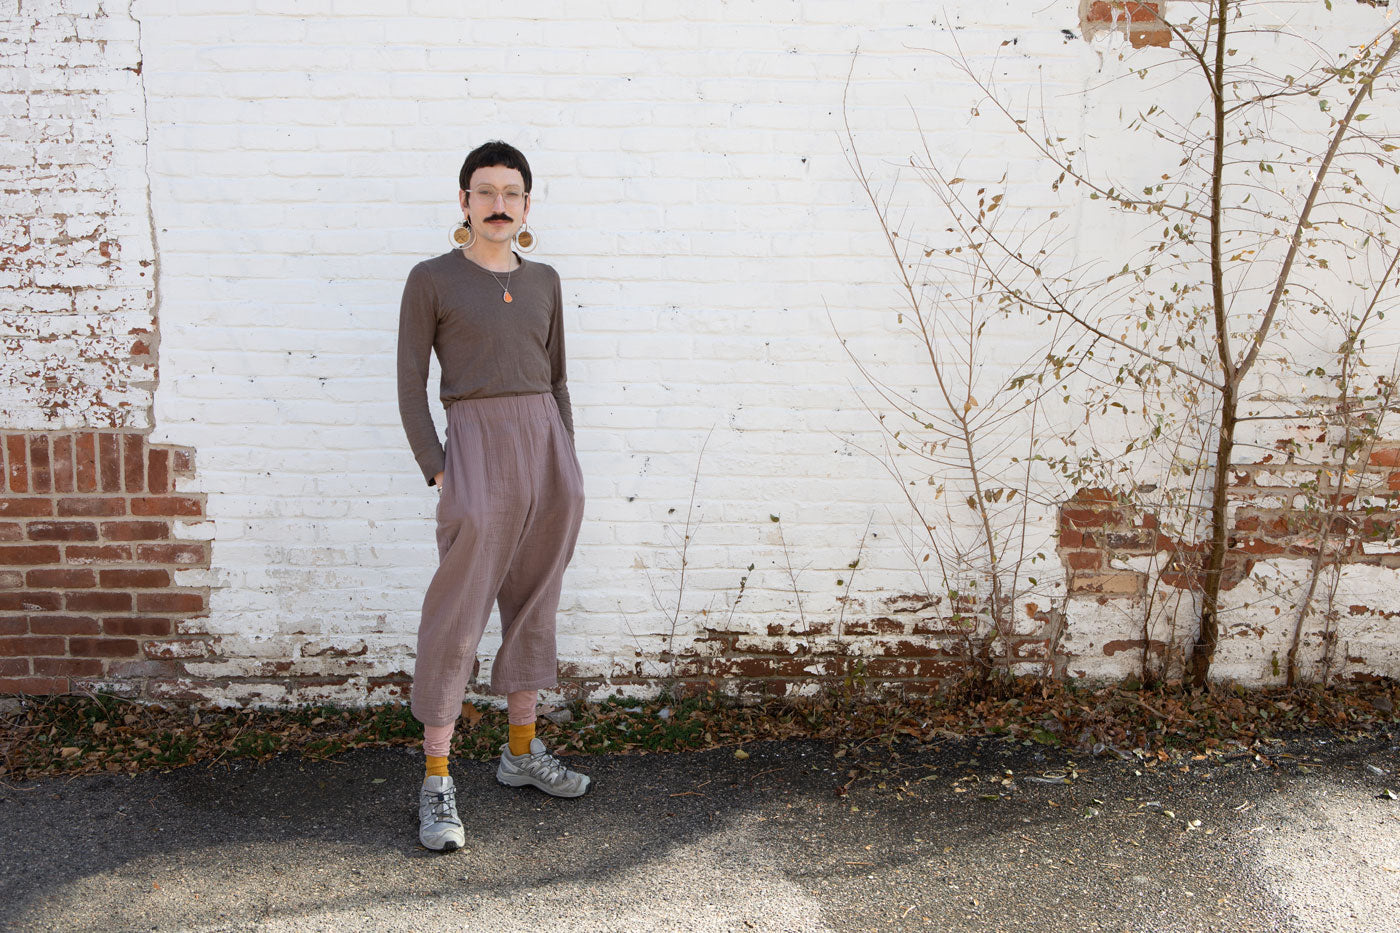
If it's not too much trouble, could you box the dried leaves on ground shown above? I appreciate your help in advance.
[0,678,1396,783]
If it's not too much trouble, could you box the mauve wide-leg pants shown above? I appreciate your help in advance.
[411,393,585,728]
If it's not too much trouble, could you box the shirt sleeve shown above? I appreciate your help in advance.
[396,262,447,485]
[546,267,575,441]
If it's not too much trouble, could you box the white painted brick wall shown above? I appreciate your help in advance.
[7,0,1398,701]
[1,0,154,429]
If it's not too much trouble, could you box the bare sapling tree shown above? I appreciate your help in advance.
[838,68,1076,682]
[848,0,1400,687]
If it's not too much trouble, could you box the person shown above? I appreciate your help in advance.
[397,140,590,853]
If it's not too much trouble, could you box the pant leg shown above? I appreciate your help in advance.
[491,396,585,694]
[410,401,532,728]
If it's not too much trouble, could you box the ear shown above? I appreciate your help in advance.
[521,191,531,223]
[458,188,468,215]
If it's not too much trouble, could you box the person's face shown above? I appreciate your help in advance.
[458,165,530,245]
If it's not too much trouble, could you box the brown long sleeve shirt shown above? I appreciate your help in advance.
[397,250,574,485]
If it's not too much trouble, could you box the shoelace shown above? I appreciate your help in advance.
[519,749,568,782]
[425,788,460,825]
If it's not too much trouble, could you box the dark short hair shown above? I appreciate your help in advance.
[458,140,532,193]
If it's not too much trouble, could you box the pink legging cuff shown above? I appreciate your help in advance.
[423,723,453,758]
[507,689,538,726]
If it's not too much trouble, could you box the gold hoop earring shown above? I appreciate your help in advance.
[450,219,475,249]
[514,225,537,253]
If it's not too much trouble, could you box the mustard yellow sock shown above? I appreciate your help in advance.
[508,723,536,756]
[424,755,449,780]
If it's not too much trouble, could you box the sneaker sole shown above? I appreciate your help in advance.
[496,771,591,798]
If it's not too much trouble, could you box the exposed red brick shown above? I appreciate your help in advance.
[74,434,96,492]
[1087,1,1160,23]
[0,676,68,694]
[68,637,139,658]
[51,435,74,493]
[1103,638,1166,657]
[0,618,25,636]
[1061,507,1123,529]
[0,658,29,676]
[1370,447,1400,467]
[1065,550,1102,570]
[28,615,99,636]
[25,568,96,588]
[98,434,121,493]
[33,657,103,677]
[65,591,132,612]
[100,521,170,542]
[0,498,52,517]
[28,436,50,494]
[130,497,202,517]
[102,616,172,637]
[0,523,20,542]
[123,435,144,492]
[99,569,170,588]
[0,592,61,612]
[65,544,132,564]
[5,437,27,493]
[1059,528,1084,548]
[27,521,98,542]
[57,498,126,517]
[137,592,205,613]
[0,571,21,588]
[135,543,207,565]
[147,449,169,494]
[0,545,61,566]
[171,449,194,474]
[0,636,66,657]
[1130,28,1171,48]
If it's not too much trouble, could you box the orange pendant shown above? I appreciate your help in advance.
[503,291,513,303]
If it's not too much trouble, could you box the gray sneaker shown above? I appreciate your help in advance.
[496,738,591,798]
[418,775,466,852]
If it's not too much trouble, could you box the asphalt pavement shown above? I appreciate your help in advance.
[1,729,1397,932]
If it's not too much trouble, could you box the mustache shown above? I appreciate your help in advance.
[484,213,513,223]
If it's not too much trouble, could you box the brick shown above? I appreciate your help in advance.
[136,592,205,613]
[28,615,99,636]
[98,435,121,493]
[100,521,170,542]
[1087,1,1161,23]
[171,449,194,475]
[103,616,172,637]
[1369,447,1400,468]
[0,636,66,656]
[57,498,127,517]
[6,437,26,493]
[0,677,68,695]
[0,591,62,612]
[33,657,103,677]
[51,435,74,493]
[1065,550,1102,570]
[26,568,96,588]
[0,571,21,588]
[135,543,207,565]
[0,545,61,566]
[0,618,25,636]
[74,434,96,493]
[0,499,53,517]
[68,637,139,658]
[0,658,29,676]
[65,545,132,564]
[130,497,202,517]
[147,449,169,494]
[27,521,98,542]
[1068,571,1145,597]
[0,524,20,542]
[66,591,132,612]
[1129,28,1171,48]
[145,638,214,659]
[28,436,50,494]
[123,435,144,492]
[99,569,170,588]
